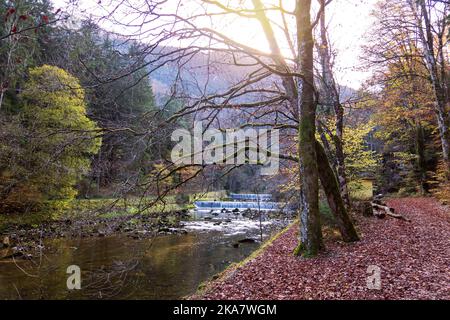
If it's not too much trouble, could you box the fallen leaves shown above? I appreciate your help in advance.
[195,197,450,300]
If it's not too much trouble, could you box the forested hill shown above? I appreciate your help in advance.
[147,47,358,103]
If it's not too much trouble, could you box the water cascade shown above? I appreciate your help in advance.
[195,192,281,211]
[229,193,273,201]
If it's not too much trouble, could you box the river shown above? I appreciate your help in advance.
[0,216,286,300]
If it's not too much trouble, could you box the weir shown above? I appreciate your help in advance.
[194,201,280,211]
[229,193,273,201]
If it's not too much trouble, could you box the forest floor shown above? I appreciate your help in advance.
[194,197,450,300]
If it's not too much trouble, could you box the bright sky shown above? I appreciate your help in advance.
[52,0,377,89]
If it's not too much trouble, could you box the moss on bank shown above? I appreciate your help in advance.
[0,197,192,232]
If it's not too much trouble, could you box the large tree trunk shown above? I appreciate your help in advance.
[294,0,323,257]
[410,0,450,179]
[318,0,351,208]
[434,91,450,179]
[316,141,359,242]
[251,0,322,256]
[317,123,338,172]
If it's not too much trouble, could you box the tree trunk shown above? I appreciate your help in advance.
[294,0,323,257]
[415,122,428,194]
[0,89,5,111]
[434,93,450,179]
[318,0,351,208]
[334,108,351,208]
[316,140,359,242]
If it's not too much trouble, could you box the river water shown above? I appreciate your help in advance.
[0,216,285,300]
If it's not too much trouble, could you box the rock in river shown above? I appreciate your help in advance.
[238,238,257,244]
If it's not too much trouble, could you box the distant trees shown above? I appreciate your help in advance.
[1,1,181,207]
[374,56,436,194]
[407,0,450,178]
[0,65,101,212]
[366,0,449,198]
[42,21,170,197]
[0,0,64,110]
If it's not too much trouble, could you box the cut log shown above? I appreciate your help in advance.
[371,203,411,222]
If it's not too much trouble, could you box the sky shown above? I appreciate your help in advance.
[51,0,377,89]
[324,0,376,88]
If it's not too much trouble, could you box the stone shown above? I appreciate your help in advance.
[2,236,10,248]
[238,238,257,244]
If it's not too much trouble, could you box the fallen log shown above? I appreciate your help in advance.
[371,202,411,222]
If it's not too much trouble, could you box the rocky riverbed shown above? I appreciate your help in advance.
[0,209,292,299]
[0,210,192,260]
[0,208,292,261]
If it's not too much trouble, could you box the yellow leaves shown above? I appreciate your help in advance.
[0,65,103,204]
[20,65,101,154]
[148,163,176,191]
[344,123,379,179]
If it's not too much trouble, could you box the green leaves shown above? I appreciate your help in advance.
[0,65,101,213]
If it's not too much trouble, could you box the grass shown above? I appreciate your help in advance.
[0,211,55,233]
[349,179,374,201]
[0,196,192,231]
[189,190,228,202]
[0,190,229,231]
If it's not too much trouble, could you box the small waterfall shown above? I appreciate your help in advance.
[229,193,273,201]
[194,201,280,211]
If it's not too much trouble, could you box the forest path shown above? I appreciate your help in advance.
[196,197,450,300]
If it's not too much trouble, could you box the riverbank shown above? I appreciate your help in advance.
[0,210,192,260]
[0,208,290,299]
[192,220,296,298]
[193,197,450,300]
[0,195,290,261]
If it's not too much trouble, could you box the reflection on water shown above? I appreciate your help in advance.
[0,224,272,300]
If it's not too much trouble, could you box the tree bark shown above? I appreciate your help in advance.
[316,140,359,242]
[334,108,351,208]
[434,90,450,179]
[251,0,323,255]
[410,0,450,179]
[415,122,428,194]
[318,0,351,208]
[294,0,323,256]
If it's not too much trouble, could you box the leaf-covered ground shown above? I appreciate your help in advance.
[195,198,450,300]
